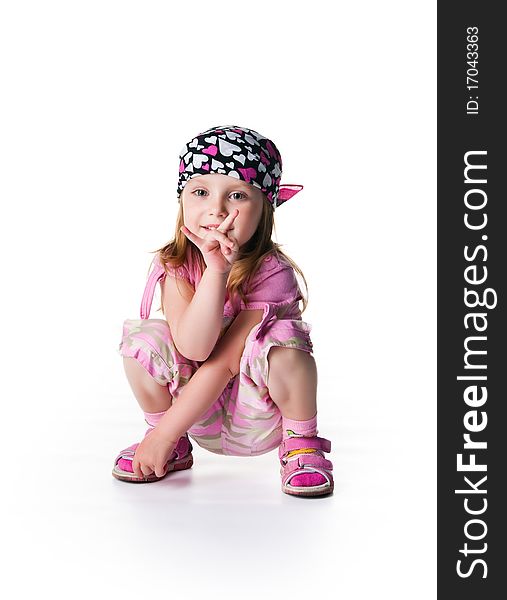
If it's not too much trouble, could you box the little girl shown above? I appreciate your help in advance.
[112,124,334,497]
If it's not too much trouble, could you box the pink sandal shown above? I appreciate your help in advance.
[279,436,334,497]
[112,429,194,483]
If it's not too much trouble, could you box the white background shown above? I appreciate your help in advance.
[0,1,436,598]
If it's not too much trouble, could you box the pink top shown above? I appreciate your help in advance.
[140,249,304,341]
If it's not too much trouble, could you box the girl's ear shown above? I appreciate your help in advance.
[278,184,304,201]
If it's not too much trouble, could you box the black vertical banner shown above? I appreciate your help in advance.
[438,2,506,597]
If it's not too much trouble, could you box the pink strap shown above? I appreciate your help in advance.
[140,259,166,319]
[281,454,333,487]
[255,303,278,341]
[114,432,192,464]
[278,436,331,461]
[115,442,140,462]
[283,454,333,475]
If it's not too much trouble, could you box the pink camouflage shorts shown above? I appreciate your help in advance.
[117,262,314,457]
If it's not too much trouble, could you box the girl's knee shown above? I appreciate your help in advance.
[123,354,170,389]
[268,345,313,369]
[267,346,315,384]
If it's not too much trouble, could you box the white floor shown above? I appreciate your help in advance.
[3,347,436,600]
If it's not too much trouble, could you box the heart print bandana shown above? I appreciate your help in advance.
[176,124,303,210]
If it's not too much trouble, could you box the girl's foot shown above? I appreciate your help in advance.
[278,435,334,497]
[112,429,193,483]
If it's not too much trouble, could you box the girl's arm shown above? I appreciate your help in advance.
[156,359,232,442]
[175,268,228,361]
[156,308,264,442]
[174,211,239,362]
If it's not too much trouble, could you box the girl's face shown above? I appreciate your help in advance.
[181,174,264,248]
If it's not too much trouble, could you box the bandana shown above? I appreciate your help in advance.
[176,124,303,210]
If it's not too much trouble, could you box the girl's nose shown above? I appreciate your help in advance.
[209,194,229,215]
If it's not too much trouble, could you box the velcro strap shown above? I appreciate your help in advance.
[279,436,331,461]
[173,434,191,460]
[284,454,333,475]
[282,454,334,487]
[114,442,140,463]
[115,434,191,465]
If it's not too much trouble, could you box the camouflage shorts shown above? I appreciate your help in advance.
[117,308,313,457]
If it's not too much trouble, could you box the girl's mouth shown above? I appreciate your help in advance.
[201,226,234,231]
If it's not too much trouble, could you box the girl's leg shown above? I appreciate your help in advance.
[123,356,173,413]
[115,357,192,480]
[267,346,328,489]
[267,346,317,420]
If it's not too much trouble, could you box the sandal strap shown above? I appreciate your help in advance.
[284,454,333,474]
[114,433,192,464]
[174,434,193,459]
[115,442,140,461]
[278,436,331,461]
[281,454,334,487]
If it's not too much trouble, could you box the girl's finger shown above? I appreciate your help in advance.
[155,462,167,478]
[224,236,238,258]
[218,209,238,233]
[205,227,235,248]
[180,225,202,246]
[226,233,238,249]
[222,238,236,255]
[140,463,153,477]
[132,458,143,479]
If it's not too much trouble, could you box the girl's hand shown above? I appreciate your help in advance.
[180,210,240,274]
[132,428,178,479]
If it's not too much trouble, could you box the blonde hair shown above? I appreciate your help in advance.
[149,195,309,315]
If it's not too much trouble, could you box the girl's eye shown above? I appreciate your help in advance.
[192,189,246,200]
